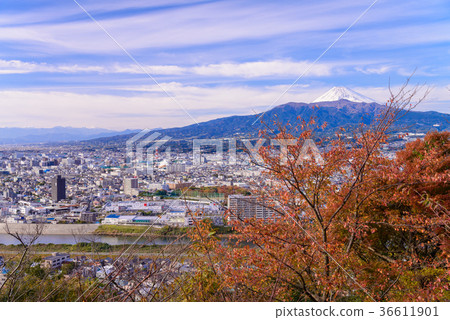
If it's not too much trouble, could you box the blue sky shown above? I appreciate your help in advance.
[0,0,449,129]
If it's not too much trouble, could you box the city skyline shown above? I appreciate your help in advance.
[0,0,449,129]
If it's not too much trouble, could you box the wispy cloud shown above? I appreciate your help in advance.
[1,0,448,64]
[3,1,448,55]
[355,65,393,75]
[0,0,448,128]
[0,59,334,77]
[190,60,333,78]
[1,83,447,129]
[0,58,395,78]
[0,59,105,74]
[0,84,322,129]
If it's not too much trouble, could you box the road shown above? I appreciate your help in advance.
[0,250,189,257]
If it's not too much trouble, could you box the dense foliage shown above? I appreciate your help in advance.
[182,102,449,302]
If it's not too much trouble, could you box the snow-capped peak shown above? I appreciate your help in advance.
[313,87,375,103]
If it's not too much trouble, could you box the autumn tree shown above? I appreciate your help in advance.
[363,131,449,301]
[182,81,449,302]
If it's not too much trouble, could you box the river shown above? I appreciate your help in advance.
[0,233,189,246]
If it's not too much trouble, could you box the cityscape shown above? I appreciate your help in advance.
[0,87,446,303]
[0,115,430,228]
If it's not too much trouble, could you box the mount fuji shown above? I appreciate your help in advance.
[313,87,375,103]
[83,87,449,145]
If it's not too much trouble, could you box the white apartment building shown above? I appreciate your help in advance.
[227,195,278,221]
[123,178,139,196]
[43,253,71,269]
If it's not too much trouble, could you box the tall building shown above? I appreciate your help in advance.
[227,195,277,221]
[51,175,66,202]
[3,188,17,200]
[123,178,139,196]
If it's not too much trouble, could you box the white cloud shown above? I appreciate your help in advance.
[190,60,332,78]
[0,84,321,129]
[354,84,450,112]
[1,83,447,130]
[0,60,39,74]
[111,64,186,75]
[0,59,334,78]
[4,0,442,55]
[0,0,448,69]
[355,65,393,75]
[0,59,105,74]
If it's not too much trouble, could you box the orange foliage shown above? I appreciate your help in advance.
[184,88,449,302]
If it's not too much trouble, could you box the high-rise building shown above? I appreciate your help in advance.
[227,195,277,221]
[51,175,66,202]
[3,188,17,200]
[123,178,139,196]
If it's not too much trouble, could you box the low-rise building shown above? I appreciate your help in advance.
[5,215,26,224]
[43,252,71,269]
[80,212,97,223]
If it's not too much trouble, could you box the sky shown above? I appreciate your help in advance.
[0,0,449,130]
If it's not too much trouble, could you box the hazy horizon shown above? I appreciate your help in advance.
[0,0,449,130]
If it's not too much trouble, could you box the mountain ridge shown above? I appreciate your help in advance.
[0,127,139,145]
[81,99,449,146]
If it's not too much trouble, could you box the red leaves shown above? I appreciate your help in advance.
[187,109,448,301]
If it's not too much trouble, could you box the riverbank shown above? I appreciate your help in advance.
[0,242,188,255]
[0,223,234,237]
[94,225,188,236]
[94,224,233,236]
[0,223,99,235]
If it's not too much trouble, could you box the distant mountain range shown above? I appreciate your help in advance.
[84,88,449,146]
[0,127,139,144]
[89,105,447,146]
[1,88,448,146]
